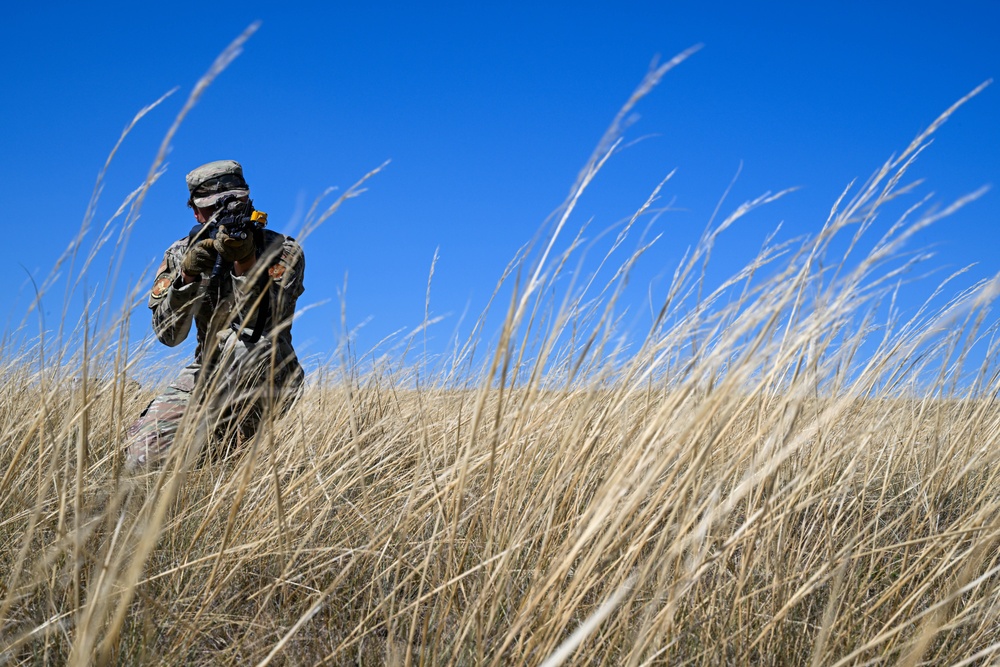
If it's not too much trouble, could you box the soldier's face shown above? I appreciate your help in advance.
[193,205,216,224]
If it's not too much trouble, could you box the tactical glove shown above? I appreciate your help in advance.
[214,225,256,263]
[181,239,218,277]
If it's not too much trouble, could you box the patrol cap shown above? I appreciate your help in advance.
[186,160,250,208]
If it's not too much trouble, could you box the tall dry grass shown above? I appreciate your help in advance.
[3,39,1000,665]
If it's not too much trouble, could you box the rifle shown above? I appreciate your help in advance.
[189,195,268,274]
[188,195,271,343]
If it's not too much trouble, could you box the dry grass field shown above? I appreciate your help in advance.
[2,48,1000,665]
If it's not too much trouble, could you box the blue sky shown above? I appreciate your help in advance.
[2,2,998,373]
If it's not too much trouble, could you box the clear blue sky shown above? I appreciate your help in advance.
[2,2,998,372]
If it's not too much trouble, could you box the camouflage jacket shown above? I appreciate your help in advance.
[148,227,305,364]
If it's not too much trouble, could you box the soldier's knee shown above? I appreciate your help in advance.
[122,392,189,470]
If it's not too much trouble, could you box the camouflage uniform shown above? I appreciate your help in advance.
[125,162,306,469]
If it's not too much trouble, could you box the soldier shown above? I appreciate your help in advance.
[124,160,305,470]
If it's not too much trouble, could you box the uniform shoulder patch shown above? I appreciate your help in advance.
[268,263,286,281]
[151,272,172,300]
[267,245,299,282]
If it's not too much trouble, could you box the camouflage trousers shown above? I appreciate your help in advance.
[124,335,304,469]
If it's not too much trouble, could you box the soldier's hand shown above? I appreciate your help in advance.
[181,239,218,278]
[214,225,256,264]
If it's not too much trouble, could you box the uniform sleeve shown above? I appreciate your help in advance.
[227,236,304,333]
[148,241,201,347]
[268,238,305,326]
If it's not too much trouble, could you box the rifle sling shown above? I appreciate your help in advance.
[246,272,270,345]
